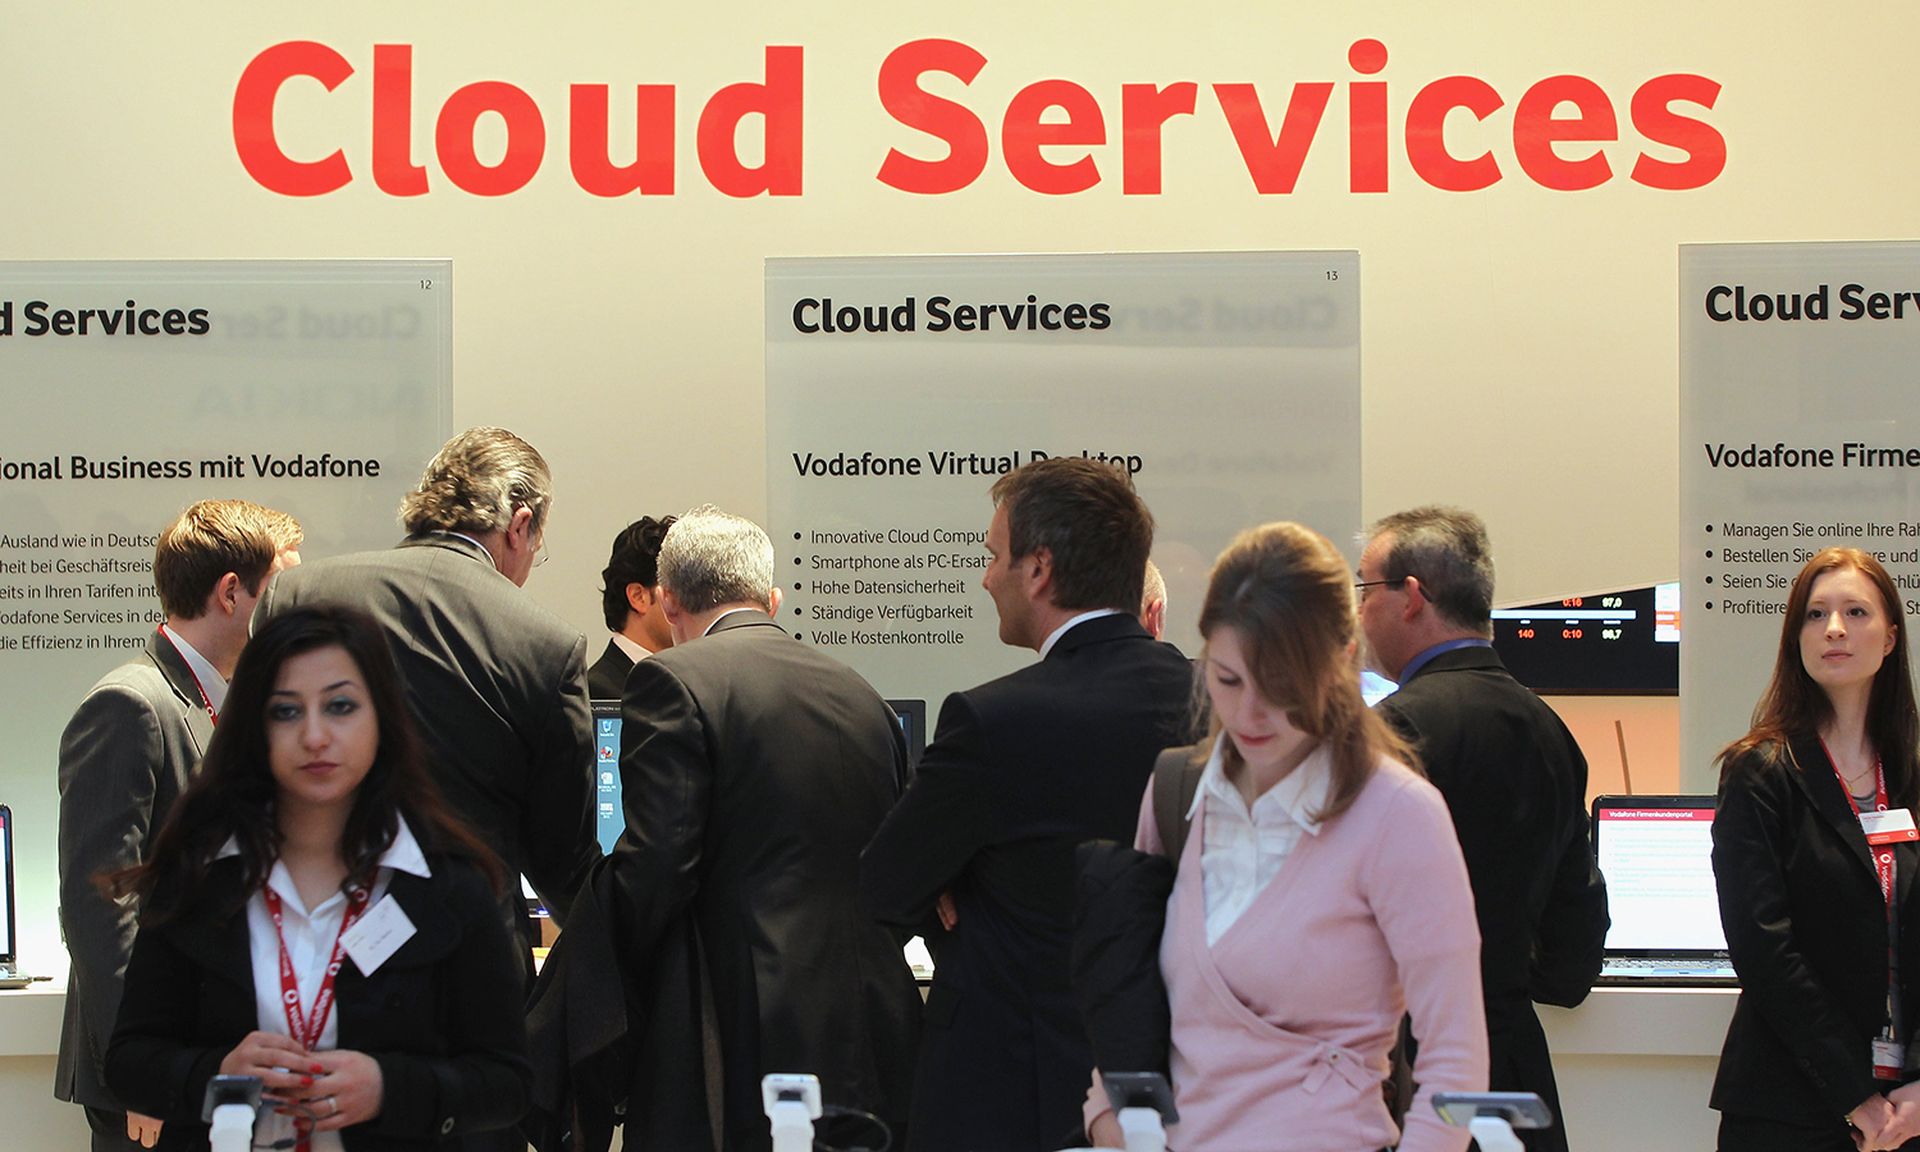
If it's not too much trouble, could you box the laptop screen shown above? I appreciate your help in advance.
[0,804,15,963]
[1592,796,1727,954]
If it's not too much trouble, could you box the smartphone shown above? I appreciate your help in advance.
[1431,1091,1553,1129]
[200,1074,265,1123]
[1101,1071,1179,1123]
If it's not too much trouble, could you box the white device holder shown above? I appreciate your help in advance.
[762,1072,824,1152]
[1467,1115,1524,1152]
[208,1102,254,1152]
[1115,1104,1168,1152]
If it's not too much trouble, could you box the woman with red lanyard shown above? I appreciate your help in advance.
[104,604,529,1151]
[1713,547,1920,1151]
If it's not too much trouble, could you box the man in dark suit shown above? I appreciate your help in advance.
[605,505,920,1150]
[1357,505,1609,1152]
[56,499,303,1150]
[862,457,1194,1152]
[258,427,599,947]
[586,515,676,699]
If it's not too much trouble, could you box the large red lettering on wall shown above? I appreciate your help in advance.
[232,38,1726,198]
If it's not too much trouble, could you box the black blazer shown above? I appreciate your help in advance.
[105,853,531,1151]
[1377,645,1607,1152]
[260,534,600,928]
[861,613,1195,1152]
[585,639,633,702]
[1712,734,1920,1129]
[606,610,922,1152]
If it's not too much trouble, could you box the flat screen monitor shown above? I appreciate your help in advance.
[1491,582,1679,695]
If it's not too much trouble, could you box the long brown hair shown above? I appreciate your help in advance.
[1718,547,1920,809]
[1196,521,1416,823]
[109,604,504,921]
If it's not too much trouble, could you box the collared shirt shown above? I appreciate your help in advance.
[1038,608,1126,659]
[218,818,433,1152]
[159,624,228,715]
[703,606,763,637]
[609,632,652,664]
[1191,734,1332,946]
[1397,637,1493,683]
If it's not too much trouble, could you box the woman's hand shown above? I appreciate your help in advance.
[218,1030,314,1098]
[1867,1082,1920,1150]
[124,1110,163,1148]
[1087,1113,1124,1149]
[1849,1092,1898,1150]
[301,1049,385,1132]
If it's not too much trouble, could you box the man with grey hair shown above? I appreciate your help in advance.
[259,426,598,967]
[599,505,920,1149]
[1357,505,1607,1152]
[1139,557,1167,640]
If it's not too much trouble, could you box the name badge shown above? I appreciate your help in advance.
[340,896,417,975]
[1875,1037,1905,1080]
[1861,809,1919,846]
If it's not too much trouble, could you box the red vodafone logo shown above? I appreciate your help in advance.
[231,38,1725,198]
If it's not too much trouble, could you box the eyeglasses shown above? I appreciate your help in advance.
[533,542,551,569]
[1353,575,1408,599]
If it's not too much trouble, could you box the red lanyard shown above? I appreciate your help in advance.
[263,884,369,1148]
[157,626,218,725]
[1826,740,1905,1079]
[1830,746,1897,904]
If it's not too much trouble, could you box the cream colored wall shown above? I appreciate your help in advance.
[1544,695,1685,800]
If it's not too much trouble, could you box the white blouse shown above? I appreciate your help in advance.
[218,818,431,1152]
[1190,734,1332,946]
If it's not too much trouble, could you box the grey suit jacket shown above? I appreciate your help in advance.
[258,533,599,925]
[55,630,212,1110]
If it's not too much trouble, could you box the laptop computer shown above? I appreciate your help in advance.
[0,803,35,989]
[522,701,626,920]
[1591,794,1738,986]
[884,699,928,770]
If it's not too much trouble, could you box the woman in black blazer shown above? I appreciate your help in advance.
[1712,548,1920,1151]
[104,605,529,1151]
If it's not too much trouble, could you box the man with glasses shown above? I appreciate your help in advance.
[259,426,598,979]
[1356,506,1608,1152]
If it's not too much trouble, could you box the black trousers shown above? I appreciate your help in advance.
[1717,1110,1863,1152]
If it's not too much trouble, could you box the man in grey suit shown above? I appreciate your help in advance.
[56,499,303,1151]
[258,426,599,954]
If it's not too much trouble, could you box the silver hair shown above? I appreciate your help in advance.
[1364,505,1497,634]
[399,427,552,537]
[658,505,774,614]
[1141,558,1167,615]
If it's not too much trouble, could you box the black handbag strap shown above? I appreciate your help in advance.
[1151,745,1206,870]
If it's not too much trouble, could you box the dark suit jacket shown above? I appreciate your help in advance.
[585,639,635,701]
[259,534,599,926]
[1712,734,1920,1130]
[105,853,531,1151]
[1377,644,1607,1152]
[861,613,1195,1152]
[604,609,921,1152]
[56,631,213,1112]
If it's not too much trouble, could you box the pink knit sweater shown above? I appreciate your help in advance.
[1087,756,1487,1152]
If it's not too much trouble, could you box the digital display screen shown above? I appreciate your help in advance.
[1491,582,1679,695]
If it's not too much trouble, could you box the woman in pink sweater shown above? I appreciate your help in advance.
[1087,522,1487,1151]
